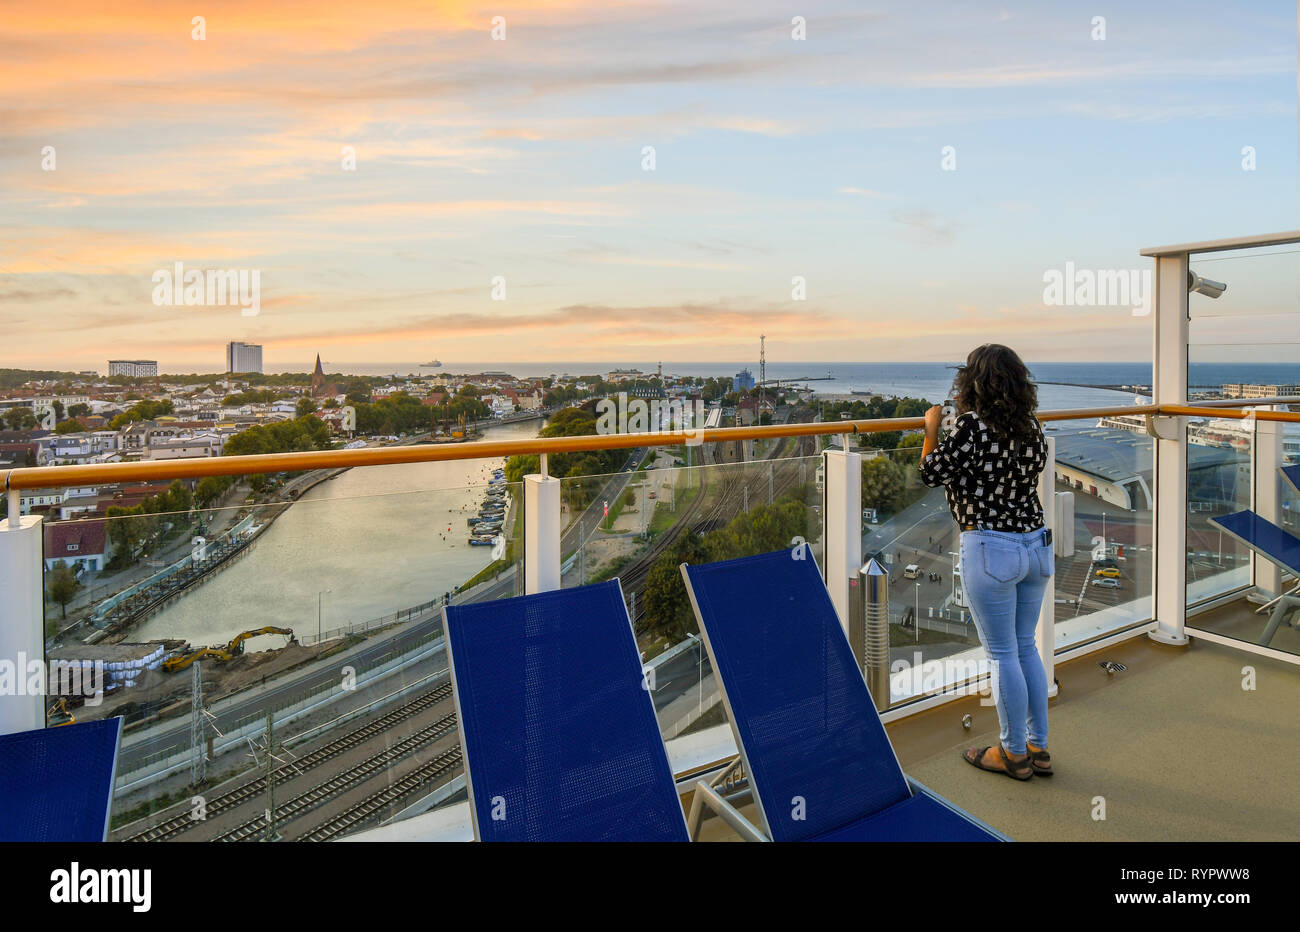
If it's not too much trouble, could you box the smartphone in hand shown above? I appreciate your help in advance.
[940,399,957,436]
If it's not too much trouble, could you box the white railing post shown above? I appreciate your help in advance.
[524,454,561,594]
[0,507,45,735]
[1036,436,1059,698]
[1253,406,1286,598]
[821,443,862,634]
[1147,249,1191,645]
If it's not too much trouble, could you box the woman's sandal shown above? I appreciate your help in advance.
[1027,742,1053,776]
[962,745,1033,781]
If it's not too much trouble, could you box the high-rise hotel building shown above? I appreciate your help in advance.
[108,359,159,378]
[226,341,263,374]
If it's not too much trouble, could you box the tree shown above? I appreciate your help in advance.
[52,400,65,420]
[3,407,36,430]
[108,398,173,430]
[892,397,930,418]
[105,506,146,564]
[861,456,907,515]
[163,479,193,514]
[893,432,924,466]
[195,476,229,509]
[55,419,87,434]
[641,532,711,641]
[47,561,81,619]
[296,397,317,417]
[67,403,91,419]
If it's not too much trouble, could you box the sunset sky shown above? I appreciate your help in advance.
[1,0,1296,372]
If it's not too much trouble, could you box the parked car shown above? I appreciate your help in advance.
[1095,567,1122,579]
[1092,578,1121,589]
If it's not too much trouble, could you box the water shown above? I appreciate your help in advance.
[132,420,540,649]
[268,360,1300,409]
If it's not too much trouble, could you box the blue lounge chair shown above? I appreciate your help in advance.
[680,547,1008,842]
[0,717,122,841]
[1210,508,1300,645]
[1281,463,1300,498]
[443,580,688,841]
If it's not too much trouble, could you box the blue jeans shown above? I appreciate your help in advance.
[959,528,1053,755]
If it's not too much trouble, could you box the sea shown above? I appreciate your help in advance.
[270,361,1300,411]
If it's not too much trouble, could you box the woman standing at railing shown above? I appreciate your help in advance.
[919,344,1054,781]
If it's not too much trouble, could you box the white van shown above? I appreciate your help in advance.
[903,564,921,579]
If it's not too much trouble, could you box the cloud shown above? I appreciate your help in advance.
[889,209,955,246]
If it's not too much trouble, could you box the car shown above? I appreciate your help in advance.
[1092,578,1121,589]
[903,564,922,579]
[648,491,656,499]
[1095,567,1122,579]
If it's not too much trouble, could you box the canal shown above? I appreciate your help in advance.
[132,419,542,649]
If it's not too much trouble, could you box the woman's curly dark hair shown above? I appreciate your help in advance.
[952,344,1039,443]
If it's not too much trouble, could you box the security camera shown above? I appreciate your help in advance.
[1188,271,1227,299]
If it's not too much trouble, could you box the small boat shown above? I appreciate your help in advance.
[468,536,497,546]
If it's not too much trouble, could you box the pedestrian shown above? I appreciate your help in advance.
[919,343,1053,781]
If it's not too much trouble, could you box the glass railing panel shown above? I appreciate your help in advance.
[871,410,1158,706]
[1185,244,1299,322]
[1046,417,1154,649]
[1183,245,1299,650]
[859,439,983,704]
[40,461,522,841]
[561,446,823,738]
[1183,406,1300,656]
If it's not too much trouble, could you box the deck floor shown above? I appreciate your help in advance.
[693,609,1300,841]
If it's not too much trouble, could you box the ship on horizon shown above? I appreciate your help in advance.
[420,359,442,368]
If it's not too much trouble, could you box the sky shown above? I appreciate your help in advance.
[1,0,1297,373]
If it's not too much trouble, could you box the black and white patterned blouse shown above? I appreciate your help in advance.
[919,411,1047,532]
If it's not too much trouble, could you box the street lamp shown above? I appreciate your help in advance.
[915,583,921,644]
[318,588,332,645]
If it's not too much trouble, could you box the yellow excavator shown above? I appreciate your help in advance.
[163,626,295,673]
[48,697,78,726]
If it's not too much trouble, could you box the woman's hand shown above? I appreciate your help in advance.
[921,404,944,460]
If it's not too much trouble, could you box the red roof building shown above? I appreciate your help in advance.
[43,519,109,573]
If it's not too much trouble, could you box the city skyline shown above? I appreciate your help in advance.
[2,0,1296,370]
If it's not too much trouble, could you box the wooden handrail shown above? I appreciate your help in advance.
[1157,404,1300,423]
[5,400,1291,493]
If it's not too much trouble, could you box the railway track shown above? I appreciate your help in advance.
[299,746,465,841]
[213,711,460,842]
[123,681,453,842]
[618,424,817,623]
